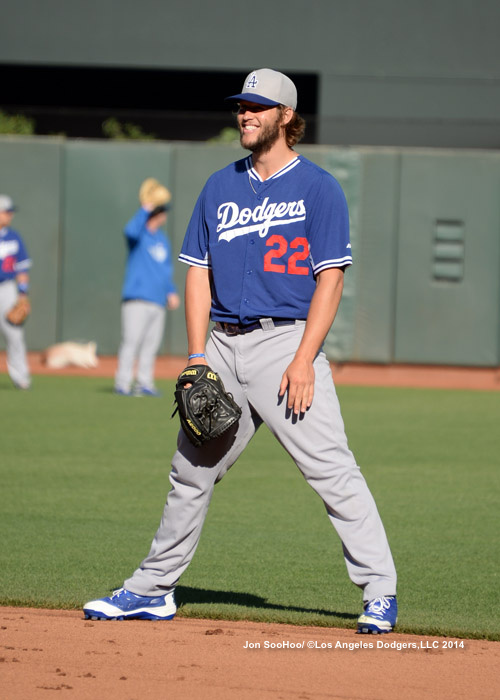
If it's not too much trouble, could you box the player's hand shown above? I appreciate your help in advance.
[279,357,315,415]
[184,355,208,387]
[167,293,181,310]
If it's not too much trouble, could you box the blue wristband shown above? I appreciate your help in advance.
[17,282,29,295]
[188,353,205,360]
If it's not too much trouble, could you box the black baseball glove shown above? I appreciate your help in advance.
[173,364,242,447]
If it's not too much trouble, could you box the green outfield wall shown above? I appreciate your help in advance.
[1,136,499,366]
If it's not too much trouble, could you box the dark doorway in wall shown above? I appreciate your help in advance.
[0,64,319,143]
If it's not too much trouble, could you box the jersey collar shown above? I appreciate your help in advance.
[246,155,301,183]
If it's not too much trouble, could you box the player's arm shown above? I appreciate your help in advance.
[13,234,31,293]
[185,265,211,366]
[124,207,151,242]
[279,267,345,414]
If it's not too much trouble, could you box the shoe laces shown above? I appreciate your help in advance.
[366,596,392,615]
[110,588,142,599]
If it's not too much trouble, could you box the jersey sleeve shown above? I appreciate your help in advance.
[306,174,352,274]
[124,207,149,245]
[178,185,210,268]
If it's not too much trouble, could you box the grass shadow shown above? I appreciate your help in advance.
[175,585,357,621]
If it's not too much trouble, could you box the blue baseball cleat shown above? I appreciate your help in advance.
[83,588,176,621]
[114,388,131,396]
[356,595,397,634]
[134,386,162,397]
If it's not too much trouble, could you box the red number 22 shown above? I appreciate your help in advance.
[263,235,310,276]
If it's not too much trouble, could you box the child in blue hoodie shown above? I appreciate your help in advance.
[114,202,180,396]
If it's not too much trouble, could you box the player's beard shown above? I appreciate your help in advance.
[239,112,283,155]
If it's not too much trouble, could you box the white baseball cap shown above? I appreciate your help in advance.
[226,69,297,110]
[0,194,16,212]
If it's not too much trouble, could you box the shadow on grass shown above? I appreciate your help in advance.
[175,585,357,621]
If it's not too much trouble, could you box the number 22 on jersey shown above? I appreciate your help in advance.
[263,235,310,275]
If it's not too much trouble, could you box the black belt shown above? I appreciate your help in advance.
[215,318,299,335]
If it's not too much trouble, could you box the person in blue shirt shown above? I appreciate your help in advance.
[0,194,32,390]
[114,199,180,396]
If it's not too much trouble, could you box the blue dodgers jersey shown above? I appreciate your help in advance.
[0,227,31,283]
[179,155,352,324]
[121,208,177,306]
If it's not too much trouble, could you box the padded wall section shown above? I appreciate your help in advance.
[394,152,500,366]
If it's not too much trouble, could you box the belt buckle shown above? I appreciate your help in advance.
[259,317,275,331]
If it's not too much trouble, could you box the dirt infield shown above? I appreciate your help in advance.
[2,353,499,698]
[3,351,500,390]
[1,607,498,700]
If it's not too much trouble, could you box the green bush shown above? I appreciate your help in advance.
[0,110,35,135]
[102,117,156,141]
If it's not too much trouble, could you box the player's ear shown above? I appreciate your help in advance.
[280,106,294,126]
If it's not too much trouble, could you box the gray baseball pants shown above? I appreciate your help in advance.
[115,300,165,393]
[0,280,31,389]
[125,321,397,602]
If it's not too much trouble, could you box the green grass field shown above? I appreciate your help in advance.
[0,374,498,640]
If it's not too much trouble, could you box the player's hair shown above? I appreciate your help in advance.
[278,106,306,147]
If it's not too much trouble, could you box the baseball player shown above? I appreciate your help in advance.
[114,195,180,396]
[85,69,398,634]
[0,194,32,390]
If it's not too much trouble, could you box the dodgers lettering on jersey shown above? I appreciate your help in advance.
[179,155,352,324]
[0,227,31,283]
[216,196,306,242]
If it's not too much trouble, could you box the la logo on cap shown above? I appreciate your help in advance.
[246,73,258,89]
